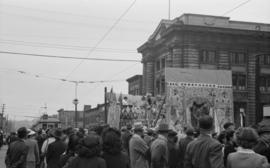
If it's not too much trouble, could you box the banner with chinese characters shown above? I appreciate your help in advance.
[165,68,234,133]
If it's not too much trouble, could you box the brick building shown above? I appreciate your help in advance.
[137,13,270,126]
[57,108,84,128]
[126,75,143,95]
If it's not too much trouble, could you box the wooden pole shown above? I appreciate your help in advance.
[104,87,108,124]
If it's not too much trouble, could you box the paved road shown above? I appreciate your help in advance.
[0,145,7,168]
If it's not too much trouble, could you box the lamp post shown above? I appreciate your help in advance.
[73,98,79,128]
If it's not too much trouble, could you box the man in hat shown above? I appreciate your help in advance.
[5,127,29,168]
[178,126,194,168]
[167,130,178,168]
[129,122,149,168]
[122,123,133,155]
[46,129,67,168]
[254,106,270,162]
[150,123,169,168]
[184,116,224,168]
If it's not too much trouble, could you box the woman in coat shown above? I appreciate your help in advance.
[102,127,129,168]
[66,135,106,168]
[227,127,270,168]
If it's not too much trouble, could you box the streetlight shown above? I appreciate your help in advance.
[73,98,79,128]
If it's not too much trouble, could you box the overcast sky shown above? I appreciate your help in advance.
[0,0,270,120]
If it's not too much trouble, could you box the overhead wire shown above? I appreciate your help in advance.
[45,0,138,103]
[222,0,252,16]
[0,51,141,62]
[0,39,137,53]
[0,11,151,33]
[0,67,126,84]
[1,3,156,24]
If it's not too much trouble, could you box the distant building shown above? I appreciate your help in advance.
[137,13,270,126]
[126,75,143,95]
[84,104,105,128]
[32,114,60,130]
[57,109,83,128]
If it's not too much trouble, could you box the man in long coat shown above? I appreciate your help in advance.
[129,122,149,168]
[150,123,169,168]
[184,115,224,168]
[5,127,29,168]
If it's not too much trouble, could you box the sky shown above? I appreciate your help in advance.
[0,0,270,120]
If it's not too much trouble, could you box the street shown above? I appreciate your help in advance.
[0,145,7,168]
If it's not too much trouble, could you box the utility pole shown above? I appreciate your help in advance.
[73,82,79,128]
[104,87,108,124]
[1,104,5,130]
[168,0,171,20]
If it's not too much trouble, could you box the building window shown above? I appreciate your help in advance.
[161,77,165,94]
[232,74,246,90]
[156,60,160,71]
[259,54,270,65]
[201,50,216,64]
[156,79,160,94]
[260,76,266,92]
[161,58,166,69]
[230,52,246,65]
[260,75,270,92]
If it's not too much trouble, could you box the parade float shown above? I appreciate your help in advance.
[106,68,234,133]
[165,68,234,133]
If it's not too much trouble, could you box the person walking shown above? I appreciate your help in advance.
[129,122,149,168]
[184,115,224,168]
[25,130,40,168]
[46,129,67,168]
[102,127,129,168]
[65,135,106,168]
[227,127,270,168]
[150,123,169,168]
[5,127,29,168]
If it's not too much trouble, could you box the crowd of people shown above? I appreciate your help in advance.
[2,112,270,168]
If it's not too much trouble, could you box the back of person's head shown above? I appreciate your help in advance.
[102,127,122,155]
[199,115,214,132]
[223,122,234,130]
[217,131,227,144]
[17,127,27,139]
[168,130,178,143]
[77,128,85,138]
[77,135,101,158]
[226,130,235,142]
[185,126,194,136]
[235,127,259,149]
[68,134,80,153]
[52,128,63,140]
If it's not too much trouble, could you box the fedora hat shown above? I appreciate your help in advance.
[52,128,63,139]
[157,123,169,132]
[199,115,214,132]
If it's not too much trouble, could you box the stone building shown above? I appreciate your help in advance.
[126,75,143,95]
[137,13,270,126]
